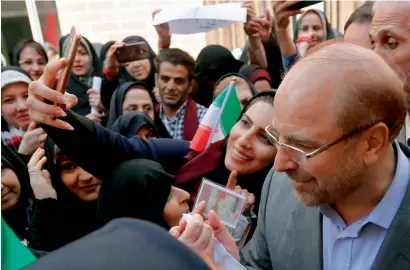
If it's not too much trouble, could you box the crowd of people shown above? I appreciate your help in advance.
[1,0,410,269]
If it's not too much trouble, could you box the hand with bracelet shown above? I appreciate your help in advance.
[103,42,125,78]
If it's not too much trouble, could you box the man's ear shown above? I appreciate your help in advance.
[188,79,197,95]
[361,122,390,166]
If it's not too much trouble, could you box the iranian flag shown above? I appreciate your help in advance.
[2,218,36,269]
[190,80,241,152]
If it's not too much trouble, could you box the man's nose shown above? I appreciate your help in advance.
[273,147,298,172]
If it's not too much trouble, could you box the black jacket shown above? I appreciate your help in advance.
[28,139,97,252]
[39,110,189,181]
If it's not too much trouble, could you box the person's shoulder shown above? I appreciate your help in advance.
[399,142,410,158]
[264,168,295,199]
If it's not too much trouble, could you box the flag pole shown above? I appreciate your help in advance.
[205,77,236,150]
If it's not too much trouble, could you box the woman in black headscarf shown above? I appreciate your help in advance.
[100,36,157,110]
[111,111,159,139]
[107,81,154,127]
[213,73,257,108]
[239,64,272,93]
[194,45,244,108]
[59,35,102,117]
[99,40,115,71]
[1,143,34,240]
[106,81,168,138]
[95,158,190,230]
[28,141,190,251]
[28,139,102,252]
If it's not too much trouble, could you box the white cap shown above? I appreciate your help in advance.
[1,70,32,89]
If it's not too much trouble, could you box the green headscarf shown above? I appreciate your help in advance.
[62,36,94,87]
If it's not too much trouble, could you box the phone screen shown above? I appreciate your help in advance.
[287,0,323,10]
[116,42,150,63]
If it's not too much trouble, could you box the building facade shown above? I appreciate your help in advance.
[1,0,364,63]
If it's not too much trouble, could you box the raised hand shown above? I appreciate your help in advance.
[27,58,78,130]
[243,1,258,37]
[272,0,303,31]
[104,42,125,75]
[169,201,206,239]
[175,213,215,264]
[152,9,171,46]
[18,122,47,155]
[208,210,239,261]
[27,148,57,200]
[87,88,104,112]
[272,0,303,57]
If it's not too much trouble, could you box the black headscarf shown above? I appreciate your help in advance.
[26,218,211,270]
[106,81,153,129]
[118,36,156,92]
[99,40,115,71]
[58,35,101,116]
[213,72,257,100]
[111,111,159,139]
[95,159,174,230]
[1,143,34,240]
[33,138,98,251]
[194,45,244,108]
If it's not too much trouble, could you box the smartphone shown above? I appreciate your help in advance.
[287,0,323,10]
[115,42,150,63]
[55,26,81,94]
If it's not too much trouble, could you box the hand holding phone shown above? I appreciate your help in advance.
[272,1,303,31]
[115,42,150,63]
[55,26,81,94]
[287,1,323,11]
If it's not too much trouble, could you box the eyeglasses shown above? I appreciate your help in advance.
[264,121,386,164]
[19,59,47,68]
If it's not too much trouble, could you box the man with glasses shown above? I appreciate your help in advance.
[172,42,410,269]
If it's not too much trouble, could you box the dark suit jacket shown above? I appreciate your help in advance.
[240,143,410,270]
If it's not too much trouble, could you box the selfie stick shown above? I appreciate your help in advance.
[91,76,102,114]
[205,77,236,150]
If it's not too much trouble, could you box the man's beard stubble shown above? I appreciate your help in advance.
[292,145,364,207]
[404,73,410,114]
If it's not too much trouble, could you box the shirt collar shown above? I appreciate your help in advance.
[405,114,410,142]
[159,100,188,121]
[320,140,410,230]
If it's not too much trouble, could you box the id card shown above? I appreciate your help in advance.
[195,178,246,228]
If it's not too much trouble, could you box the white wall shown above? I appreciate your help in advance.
[55,0,207,57]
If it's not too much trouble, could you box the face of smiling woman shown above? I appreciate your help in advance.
[224,101,277,175]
